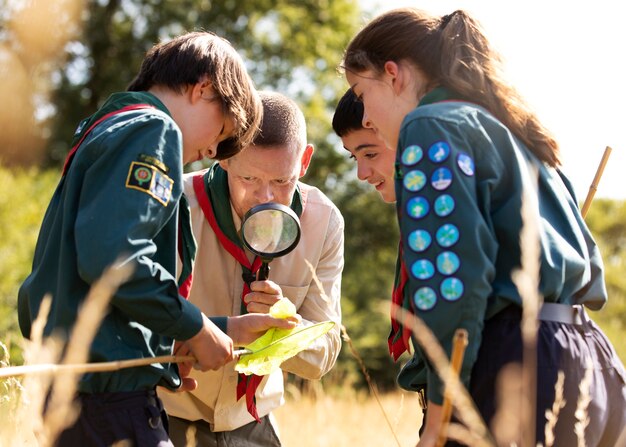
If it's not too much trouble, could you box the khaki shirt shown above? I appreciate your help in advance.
[160,171,344,431]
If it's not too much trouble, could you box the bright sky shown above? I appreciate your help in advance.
[360,0,625,200]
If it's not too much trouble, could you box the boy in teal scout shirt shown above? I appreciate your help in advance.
[18,31,297,446]
[340,8,626,447]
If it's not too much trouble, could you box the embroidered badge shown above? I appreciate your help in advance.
[457,153,475,176]
[436,251,460,276]
[411,259,435,280]
[436,224,460,248]
[428,141,450,163]
[402,145,423,166]
[408,229,432,252]
[126,161,173,206]
[414,287,437,311]
[431,167,453,191]
[406,196,430,219]
[138,154,169,173]
[403,170,427,192]
[440,277,464,301]
[434,194,456,217]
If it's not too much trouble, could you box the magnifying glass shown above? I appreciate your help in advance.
[241,203,301,281]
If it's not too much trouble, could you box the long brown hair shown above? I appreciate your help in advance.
[343,8,560,167]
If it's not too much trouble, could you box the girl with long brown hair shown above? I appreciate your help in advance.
[342,8,625,446]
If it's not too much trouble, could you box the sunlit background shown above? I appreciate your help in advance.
[362,0,625,200]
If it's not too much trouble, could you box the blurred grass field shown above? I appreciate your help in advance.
[274,389,422,447]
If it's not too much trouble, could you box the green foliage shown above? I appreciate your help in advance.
[324,180,403,389]
[43,0,361,188]
[0,165,59,363]
[585,199,626,362]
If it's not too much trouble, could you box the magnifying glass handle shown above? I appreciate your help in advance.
[257,262,270,281]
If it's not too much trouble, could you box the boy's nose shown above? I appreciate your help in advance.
[362,111,374,129]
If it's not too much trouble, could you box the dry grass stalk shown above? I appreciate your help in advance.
[390,304,494,447]
[574,361,592,447]
[40,261,134,445]
[446,421,492,447]
[0,354,194,379]
[304,259,331,304]
[185,424,197,447]
[491,363,523,446]
[275,391,422,446]
[305,259,402,445]
[510,169,542,447]
[615,425,626,447]
[5,295,58,446]
[341,324,402,447]
[544,370,566,447]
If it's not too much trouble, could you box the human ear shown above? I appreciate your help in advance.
[383,61,404,95]
[195,78,215,102]
[218,159,229,171]
[299,144,314,177]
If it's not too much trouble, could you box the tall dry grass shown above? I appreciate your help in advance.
[0,262,133,446]
[275,389,422,447]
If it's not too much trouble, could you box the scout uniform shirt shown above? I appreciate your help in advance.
[159,166,344,432]
[18,92,204,393]
[394,87,607,404]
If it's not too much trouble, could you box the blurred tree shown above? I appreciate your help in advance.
[39,0,360,191]
[585,199,626,361]
[0,0,82,165]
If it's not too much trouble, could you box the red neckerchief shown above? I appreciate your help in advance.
[192,173,265,422]
[389,244,412,360]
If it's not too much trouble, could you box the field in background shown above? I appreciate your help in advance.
[275,390,422,447]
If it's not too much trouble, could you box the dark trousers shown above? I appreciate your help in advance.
[54,389,172,447]
[168,415,281,447]
[444,306,626,447]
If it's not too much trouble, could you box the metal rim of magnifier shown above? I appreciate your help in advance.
[241,202,301,259]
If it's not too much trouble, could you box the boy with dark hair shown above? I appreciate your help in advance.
[333,88,396,203]
[18,31,296,446]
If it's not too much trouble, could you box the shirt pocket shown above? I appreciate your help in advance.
[279,285,309,310]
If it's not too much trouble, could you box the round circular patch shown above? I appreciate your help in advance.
[402,145,423,166]
[440,277,464,301]
[431,167,453,191]
[436,224,460,248]
[403,170,427,192]
[413,287,437,311]
[411,259,435,280]
[434,194,456,217]
[457,152,475,176]
[406,196,430,220]
[134,167,152,184]
[408,229,432,252]
[436,251,461,276]
[428,141,451,163]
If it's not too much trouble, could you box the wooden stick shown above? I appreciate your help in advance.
[581,146,612,218]
[435,329,469,447]
[0,355,195,379]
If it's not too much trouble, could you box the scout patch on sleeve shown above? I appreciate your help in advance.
[125,161,173,206]
[138,153,169,173]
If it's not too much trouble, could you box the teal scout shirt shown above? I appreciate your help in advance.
[395,88,607,404]
[18,92,204,393]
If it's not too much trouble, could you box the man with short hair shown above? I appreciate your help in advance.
[161,91,344,446]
